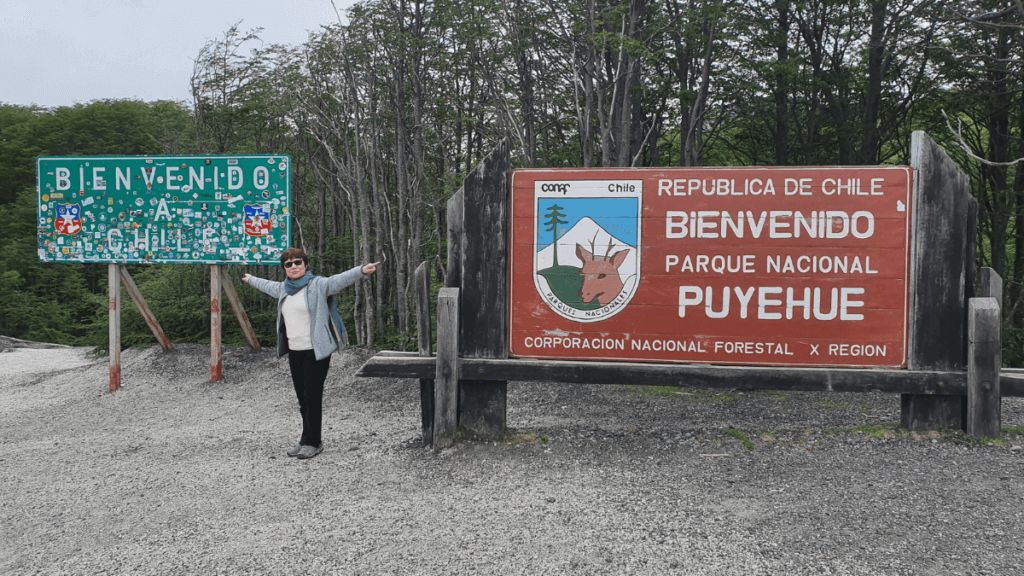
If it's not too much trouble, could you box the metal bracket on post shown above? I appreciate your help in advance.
[210,265,222,382]
[967,297,1001,439]
[434,287,460,450]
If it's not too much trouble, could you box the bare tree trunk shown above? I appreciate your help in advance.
[860,0,887,165]
[392,3,411,334]
[349,205,364,345]
[369,124,386,335]
[615,0,647,167]
[683,17,716,167]
[409,0,427,305]
[774,0,790,166]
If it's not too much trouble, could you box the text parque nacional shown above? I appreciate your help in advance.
[652,176,901,323]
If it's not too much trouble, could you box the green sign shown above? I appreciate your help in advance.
[36,155,291,265]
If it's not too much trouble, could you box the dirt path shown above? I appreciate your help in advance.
[1,343,1022,575]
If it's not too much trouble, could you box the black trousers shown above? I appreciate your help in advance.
[287,349,332,447]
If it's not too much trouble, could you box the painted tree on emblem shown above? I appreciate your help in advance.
[543,203,567,266]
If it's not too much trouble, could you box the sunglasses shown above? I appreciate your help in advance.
[283,259,304,269]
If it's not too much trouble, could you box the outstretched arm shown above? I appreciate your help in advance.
[243,274,284,298]
[324,263,379,295]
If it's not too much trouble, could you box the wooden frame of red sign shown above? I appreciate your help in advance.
[358,132,1018,444]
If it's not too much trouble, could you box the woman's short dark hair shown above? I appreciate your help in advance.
[280,247,308,267]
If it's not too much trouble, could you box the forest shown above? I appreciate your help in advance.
[1,0,1022,363]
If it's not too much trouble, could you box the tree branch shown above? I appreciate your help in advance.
[942,109,1024,167]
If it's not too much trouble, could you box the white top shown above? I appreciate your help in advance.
[281,287,313,351]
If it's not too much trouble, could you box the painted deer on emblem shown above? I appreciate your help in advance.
[576,238,629,307]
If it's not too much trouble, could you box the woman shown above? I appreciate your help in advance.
[243,248,379,460]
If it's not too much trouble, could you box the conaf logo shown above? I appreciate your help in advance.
[533,180,642,323]
[540,182,570,194]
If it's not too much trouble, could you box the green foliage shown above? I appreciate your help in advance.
[0,100,195,346]
[0,186,101,343]
[825,424,901,438]
[723,429,755,451]
[619,385,740,402]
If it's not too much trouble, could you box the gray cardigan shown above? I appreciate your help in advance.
[247,266,364,360]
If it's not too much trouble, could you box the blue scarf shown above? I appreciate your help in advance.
[283,271,348,349]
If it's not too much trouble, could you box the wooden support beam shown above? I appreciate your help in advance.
[457,141,509,437]
[434,288,460,450]
[210,265,223,382]
[118,266,173,352]
[108,264,121,392]
[357,355,1010,394]
[967,297,1001,439]
[415,261,434,447]
[901,394,963,432]
[219,267,260,351]
[907,130,973,371]
[902,131,975,430]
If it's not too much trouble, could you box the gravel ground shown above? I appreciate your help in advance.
[1,342,1022,576]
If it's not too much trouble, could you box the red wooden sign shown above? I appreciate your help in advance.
[509,167,914,367]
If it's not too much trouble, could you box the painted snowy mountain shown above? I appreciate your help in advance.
[535,217,638,309]
[537,217,637,273]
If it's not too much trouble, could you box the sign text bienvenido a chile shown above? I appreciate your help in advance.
[36,155,291,265]
[509,167,913,368]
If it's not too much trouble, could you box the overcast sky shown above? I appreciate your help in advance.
[1,1,358,109]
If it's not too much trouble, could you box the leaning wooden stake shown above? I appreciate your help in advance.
[210,265,223,382]
[415,261,434,446]
[118,266,173,352]
[434,287,460,450]
[967,297,1001,439]
[219,267,260,351]
[108,264,121,392]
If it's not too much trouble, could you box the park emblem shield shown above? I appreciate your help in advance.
[533,180,642,323]
[55,203,82,235]
[243,204,271,237]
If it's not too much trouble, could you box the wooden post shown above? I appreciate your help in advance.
[118,266,173,352]
[967,297,1001,439]
[210,265,222,382]
[108,264,121,392]
[457,140,509,437]
[902,131,974,430]
[900,394,963,432]
[415,261,434,446]
[907,130,973,370]
[219,267,260,351]
[446,188,463,290]
[434,287,460,450]
[962,197,978,366]
[978,267,1002,316]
